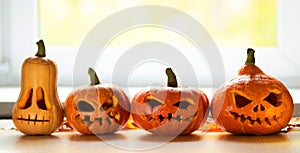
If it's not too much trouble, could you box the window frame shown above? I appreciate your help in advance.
[1,0,300,88]
[0,1,2,62]
[0,0,38,85]
[0,0,7,71]
[0,0,10,79]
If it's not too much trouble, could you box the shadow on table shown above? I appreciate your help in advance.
[218,132,290,143]
[15,135,60,147]
[139,133,202,143]
[69,133,126,142]
[17,134,59,141]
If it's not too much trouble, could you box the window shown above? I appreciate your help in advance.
[39,0,277,47]
[1,0,300,88]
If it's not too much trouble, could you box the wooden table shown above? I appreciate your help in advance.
[1,120,300,153]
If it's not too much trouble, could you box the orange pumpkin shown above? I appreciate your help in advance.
[64,68,130,134]
[12,40,64,135]
[131,68,209,135]
[212,48,294,135]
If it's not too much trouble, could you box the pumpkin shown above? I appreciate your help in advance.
[12,40,64,135]
[64,68,130,134]
[131,68,209,135]
[211,48,294,135]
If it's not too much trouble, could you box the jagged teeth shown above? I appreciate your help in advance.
[83,116,115,127]
[168,113,172,121]
[95,118,102,126]
[230,112,282,126]
[273,115,279,122]
[240,114,246,123]
[174,115,182,121]
[106,117,111,125]
[265,118,271,125]
[256,118,262,125]
[146,113,193,122]
[158,115,165,122]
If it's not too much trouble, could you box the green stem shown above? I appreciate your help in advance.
[88,68,101,86]
[245,48,255,65]
[35,40,46,57]
[166,68,178,87]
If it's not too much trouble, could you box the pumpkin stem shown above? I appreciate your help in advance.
[88,68,101,85]
[166,68,178,87]
[245,48,255,65]
[35,40,46,57]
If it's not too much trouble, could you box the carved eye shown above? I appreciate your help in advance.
[22,89,33,109]
[173,101,192,109]
[77,101,95,112]
[234,94,252,108]
[147,99,163,109]
[102,98,114,110]
[264,92,282,107]
[36,87,47,110]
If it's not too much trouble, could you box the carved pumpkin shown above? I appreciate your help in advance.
[64,68,130,134]
[131,68,209,135]
[12,40,64,135]
[212,48,294,135]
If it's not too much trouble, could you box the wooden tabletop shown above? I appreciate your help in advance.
[1,120,300,153]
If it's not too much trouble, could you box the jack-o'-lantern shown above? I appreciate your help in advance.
[131,68,209,135]
[212,48,294,135]
[64,68,130,134]
[12,40,64,135]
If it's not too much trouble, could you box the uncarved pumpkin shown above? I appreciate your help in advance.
[212,48,294,135]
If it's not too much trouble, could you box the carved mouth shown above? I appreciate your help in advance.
[145,112,198,123]
[17,114,50,124]
[76,114,118,127]
[229,112,281,126]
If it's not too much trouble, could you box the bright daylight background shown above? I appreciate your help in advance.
[39,0,276,47]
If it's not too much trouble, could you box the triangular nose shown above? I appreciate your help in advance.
[253,104,266,112]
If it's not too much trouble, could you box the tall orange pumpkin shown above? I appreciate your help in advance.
[64,68,130,134]
[12,40,64,135]
[212,48,294,135]
[131,68,209,135]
